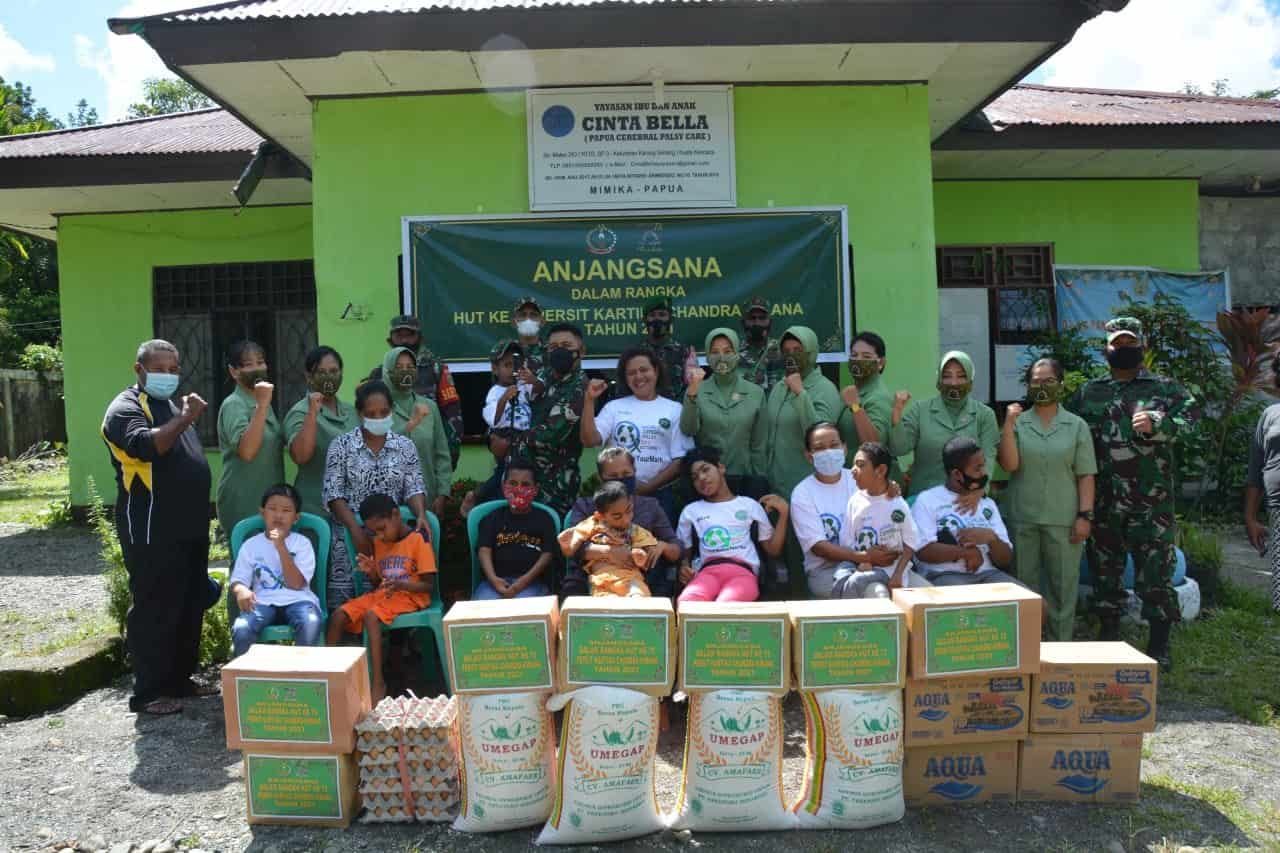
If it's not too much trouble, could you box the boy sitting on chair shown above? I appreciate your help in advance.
[229,484,323,658]
[325,492,436,701]
[475,458,558,600]
[559,480,661,597]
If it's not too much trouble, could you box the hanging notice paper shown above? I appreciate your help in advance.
[527,85,736,211]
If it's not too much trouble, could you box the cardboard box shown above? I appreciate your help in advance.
[443,595,559,694]
[892,584,1042,680]
[903,741,1019,806]
[243,752,361,827]
[1018,734,1142,803]
[1032,642,1158,734]
[788,599,908,690]
[557,596,675,696]
[904,674,1029,744]
[677,601,791,696]
[222,645,371,754]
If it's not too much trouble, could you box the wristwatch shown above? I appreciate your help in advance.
[1077,510,1095,522]
[849,403,863,413]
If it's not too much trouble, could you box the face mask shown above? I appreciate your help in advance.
[1106,346,1144,370]
[1028,381,1062,407]
[848,359,879,384]
[141,371,179,400]
[938,380,972,402]
[784,352,810,375]
[309,373,341,396]
[503,483,537,511]
[389,367,416,389]
[548,347,578,375]
[707,352,739,375]
[363,415,393,436]
[646,319,670,337]
[516,319,541,338]
[961,472,989,492]
[238,368,268,388]
[812,448,845,477]
[744,323,768,343]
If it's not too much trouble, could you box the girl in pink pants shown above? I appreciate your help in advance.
[675,446,790,605]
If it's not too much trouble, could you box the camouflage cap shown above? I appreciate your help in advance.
[490,338,519,361]
[1105,316,1143,345]
[743,296,771,316]
[642,295,672,315]
[389,314,420,332]
[513,295,543,313]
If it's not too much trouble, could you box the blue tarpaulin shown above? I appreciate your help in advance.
[1054,266,1229,352]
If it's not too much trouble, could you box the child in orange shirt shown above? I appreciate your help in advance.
[325,492,436,700]
[559,480,660,597]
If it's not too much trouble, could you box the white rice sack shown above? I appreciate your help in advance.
[671,690,794,832]
[794,688,905,830]
[535,686,664,846]
[453,692,556,833]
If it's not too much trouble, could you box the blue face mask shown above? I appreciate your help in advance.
[363,415,394,436]
[141,371,180,400]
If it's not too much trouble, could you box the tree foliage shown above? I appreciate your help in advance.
[66,99,99,128]
[1,76,60,135]
[126,78,214,118]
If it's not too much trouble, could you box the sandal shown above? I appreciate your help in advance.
[138,698,183,716]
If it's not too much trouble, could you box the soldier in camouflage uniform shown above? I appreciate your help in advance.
[367,315,464,468]
[1067,317,1197,670]
[737,296,784,394]
[640,295,695,400]
[527,322,588,516]
[511,295,546,380]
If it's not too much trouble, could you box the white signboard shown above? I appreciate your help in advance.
[995,344,1037,402]
[527,85,736,211]
[938,288,991,403]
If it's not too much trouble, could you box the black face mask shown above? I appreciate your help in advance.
[961,472,989,492]
[646,318,670,337]
[548,347,578,375]
[744,324,768,343]
[1106,346,1144,370]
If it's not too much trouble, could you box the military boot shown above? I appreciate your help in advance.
[1147,619,1173,673]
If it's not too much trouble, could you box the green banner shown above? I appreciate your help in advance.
[681,617,785,690]
[565,613,669,686]
[406,209,848,368]
[799,617,900,690]
[236,677,331,744]
[448,620,553,692]
[246,755,343,820]
[924,603,1020,676]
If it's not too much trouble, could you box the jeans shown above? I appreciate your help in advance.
[232,601,324,657]
[473,581,551,601]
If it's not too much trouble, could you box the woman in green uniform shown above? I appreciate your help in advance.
[383,346,452,517]
[216,339,285,537]
[889,350,998,498]
[284,345,360,608]
[680,327,767,491]
[997,357,1097,641]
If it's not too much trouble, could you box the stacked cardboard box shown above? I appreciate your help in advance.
[893,585,1042,807]
[558,596,676,696]
[442,596,559,695]
[222,645,372,827]
[677,601,792,696]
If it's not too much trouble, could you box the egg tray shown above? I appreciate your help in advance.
[359,774,458,795]
[356,729,453,752]
[356,695,457,733]
[356,747,457,770]
[359,790,459,824]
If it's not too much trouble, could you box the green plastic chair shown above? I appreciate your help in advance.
[466,499,563,595]
[227,511,332,644]
[345,506,450,693]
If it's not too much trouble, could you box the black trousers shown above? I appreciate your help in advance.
[121,536,210,708]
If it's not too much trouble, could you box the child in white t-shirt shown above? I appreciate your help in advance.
[476,340,533,503]
[229,484,322,657]
[836,442,920,599]
[676,446,789,604]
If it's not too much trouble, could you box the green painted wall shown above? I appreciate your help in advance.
[312,85,939,482]
[58,206,314,505]
[933,179,1200,269]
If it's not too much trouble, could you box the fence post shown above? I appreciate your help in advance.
[1,374,12,461]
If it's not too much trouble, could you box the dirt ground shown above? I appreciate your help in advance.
[0,675,1276,853]
[0,524,110,660]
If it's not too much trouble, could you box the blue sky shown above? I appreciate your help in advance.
[2,0,1279,126]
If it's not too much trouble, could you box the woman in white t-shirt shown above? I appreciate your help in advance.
[582,347,693,523]
[676,446,789,604]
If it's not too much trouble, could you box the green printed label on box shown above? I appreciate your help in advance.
[682,618,784,689]
[924,602,1019,676]
[236,677,331,743]
[247,755,342,820]
[448,619,552,691]
[566,613,669,686]
[800,617,900,689]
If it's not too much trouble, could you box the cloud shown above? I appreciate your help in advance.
[74,1,187,121]
[0,24,56,76]
[1038,0,1280,96]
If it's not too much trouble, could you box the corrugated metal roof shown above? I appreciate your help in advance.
[0,108,262,159]
[988,83,1280,128]
[120,0,709,22]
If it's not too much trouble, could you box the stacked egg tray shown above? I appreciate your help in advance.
[355,695,459,823]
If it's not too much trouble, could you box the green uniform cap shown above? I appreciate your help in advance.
[1105,316,1143,345]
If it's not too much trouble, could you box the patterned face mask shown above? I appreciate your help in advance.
[938,380,972,402]
[503,483,537,511]
[1028,381,1062,406]
[308,371,341,396]
[848,358,879,383]
[708,352,740,375]
[390,367,416,389]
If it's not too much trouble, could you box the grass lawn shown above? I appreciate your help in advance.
[0,456,70,526]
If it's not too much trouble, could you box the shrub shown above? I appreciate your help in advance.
[17,342,62,372]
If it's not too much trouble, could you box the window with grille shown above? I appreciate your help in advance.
[153,260,317,446]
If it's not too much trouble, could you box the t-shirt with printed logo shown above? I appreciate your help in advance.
[229,531,319,610]
[790,470,859,578]
[478,505,559,582]
[370,528,438,607]
[909,485,1011,578]
[845,490,921,559]
[676,496,774,575]
[594,395,693,486]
